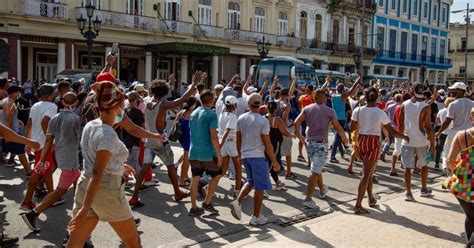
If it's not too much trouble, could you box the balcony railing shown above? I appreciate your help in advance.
[75,8,158,31]
[376,50,452,65]
[225,29,277,44]
[160,20,193,35]
[24,1,68,20]
[276,36,300,48]
[194,25,225,40]
[299,39,376,55]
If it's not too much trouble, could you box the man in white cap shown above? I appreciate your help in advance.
[437,82,474,170]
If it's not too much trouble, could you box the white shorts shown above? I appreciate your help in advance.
[221,139,238,158]
[393,138,402,157]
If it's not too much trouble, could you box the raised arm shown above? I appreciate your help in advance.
[161,72,199,109]
[343,76,361,102]
[288,76,297,99]
[321,75,331,91]
[259,78,268,97]
[269,76,278,97]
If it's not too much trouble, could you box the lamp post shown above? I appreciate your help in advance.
[353,47,362,75]
[420,63,427,83]
[452,3,473,84]
[76,2,101,69]
[256,36,272,59]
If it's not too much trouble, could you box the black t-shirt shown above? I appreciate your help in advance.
[122,107,145,148]
[16,97,31,125]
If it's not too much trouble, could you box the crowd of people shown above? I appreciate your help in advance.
[0,53,473,247]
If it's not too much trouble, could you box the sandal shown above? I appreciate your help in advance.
[368,198,378,208]
[354,206,369,215]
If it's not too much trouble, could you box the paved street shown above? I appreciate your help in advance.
[0,132,459,247]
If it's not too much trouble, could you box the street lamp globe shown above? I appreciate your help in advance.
[85,2,95,18]
[76,14,86,33]
[93,15,102,33]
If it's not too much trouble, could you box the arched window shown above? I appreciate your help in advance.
[254,7,265,33]
[228,2,241,29]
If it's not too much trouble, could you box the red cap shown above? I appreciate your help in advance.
[96,72,115,83]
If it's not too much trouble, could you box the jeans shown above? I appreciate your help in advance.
[458,198,474,245]
[331,120,346,158]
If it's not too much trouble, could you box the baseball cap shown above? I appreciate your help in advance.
[448,82,467,91]
[134,84,147,93]
[96,72,116,83]
[247,86,258,93]
[437,89,446,95]
[37,84,55,96]
[247,93,263,107]
[224,95,238,105]
[7,85,23,94]
[214,84,224,91]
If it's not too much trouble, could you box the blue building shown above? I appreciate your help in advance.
[371,0,453,85]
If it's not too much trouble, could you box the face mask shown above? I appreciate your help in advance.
[114,109,125,124]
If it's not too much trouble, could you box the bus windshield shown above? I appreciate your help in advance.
[256,60,316,89]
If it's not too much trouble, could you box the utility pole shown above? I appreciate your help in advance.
[452,3,473,84]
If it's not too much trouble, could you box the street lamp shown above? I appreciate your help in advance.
[420,63,427,83]
[256,36,272,59]
[353,48,362,75]
[77,2,101,69]
[452,3,473,85]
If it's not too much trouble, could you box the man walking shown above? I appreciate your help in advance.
[229,93,281,226]
[188,90,223,216]
[399,83,435,201]
[295,89,348,209]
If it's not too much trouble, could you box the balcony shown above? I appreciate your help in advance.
[376,50,452,65]
[24,1,68,20]
[224,29,277,44]
[159,20,193,36]
[194,25,225,40]
[75,8,158,31]
[276,36,300,48]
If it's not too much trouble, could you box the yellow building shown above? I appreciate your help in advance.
[0,0,299,88]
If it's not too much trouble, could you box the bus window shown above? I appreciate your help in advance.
[257,62,274,86]
[274,63,292,87]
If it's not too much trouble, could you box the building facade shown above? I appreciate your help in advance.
[295,0,377,73]
[447,22,474,86]
[371,0,453,85]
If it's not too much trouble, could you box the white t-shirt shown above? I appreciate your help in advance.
[29,101,58,149]
[215,100,224,119]
[237,112,270,158]
[447,98,474,134]
[351,106,390,136]
[218,111,237,141]
[437,108,451,135]
[235,96,248,118]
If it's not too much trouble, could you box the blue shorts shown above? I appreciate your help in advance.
[2,140,25,155]
[307,141,328,174]
[242,157,272,191]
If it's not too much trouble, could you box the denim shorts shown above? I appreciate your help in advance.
[401,146,427,169]
[306,141,328,174]
[242,157,272,191]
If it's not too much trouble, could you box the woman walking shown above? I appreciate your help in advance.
[350,87,407,214]
[67,81,163,247]
[177,97,196,187]
[446,127,474,247]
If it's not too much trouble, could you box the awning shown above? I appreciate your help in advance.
[146,42,230,55]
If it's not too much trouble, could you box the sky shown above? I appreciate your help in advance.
[450,0,471,24]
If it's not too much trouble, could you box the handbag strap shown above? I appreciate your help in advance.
[171,110,182,131]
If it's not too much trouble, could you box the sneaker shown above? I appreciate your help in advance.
[134,218,141,227]
[202,202,219,214]
[329,157,339,163]
[21,211,40,232]
[420,188,433,197]
[405,192,414,201]
[143,180,159,187]
[228,173,235,180]
[229,200,242,220]
[275,181,286,191]
[319,185,329,199]
[285,172,297,179]
[129,198,145,209]
[52,198,66,207]
[0,232,19,246]
[297,155,306,162]
[20,201,36,211]
[139,185,152,192]
[188,207,205,217]
[249,214,268,226]
[303,200,320,210]
[174,191,190,202]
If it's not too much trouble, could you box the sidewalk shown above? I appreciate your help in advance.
[196,183,466,247]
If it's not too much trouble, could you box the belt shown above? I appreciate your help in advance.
[307,140,326,144]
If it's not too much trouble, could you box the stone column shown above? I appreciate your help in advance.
[180,55,188,84]
[212,55,219,87]
[239,57,246,80]
[57,42,66,74]
[145,52,152,83]
[71,43,75,69]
